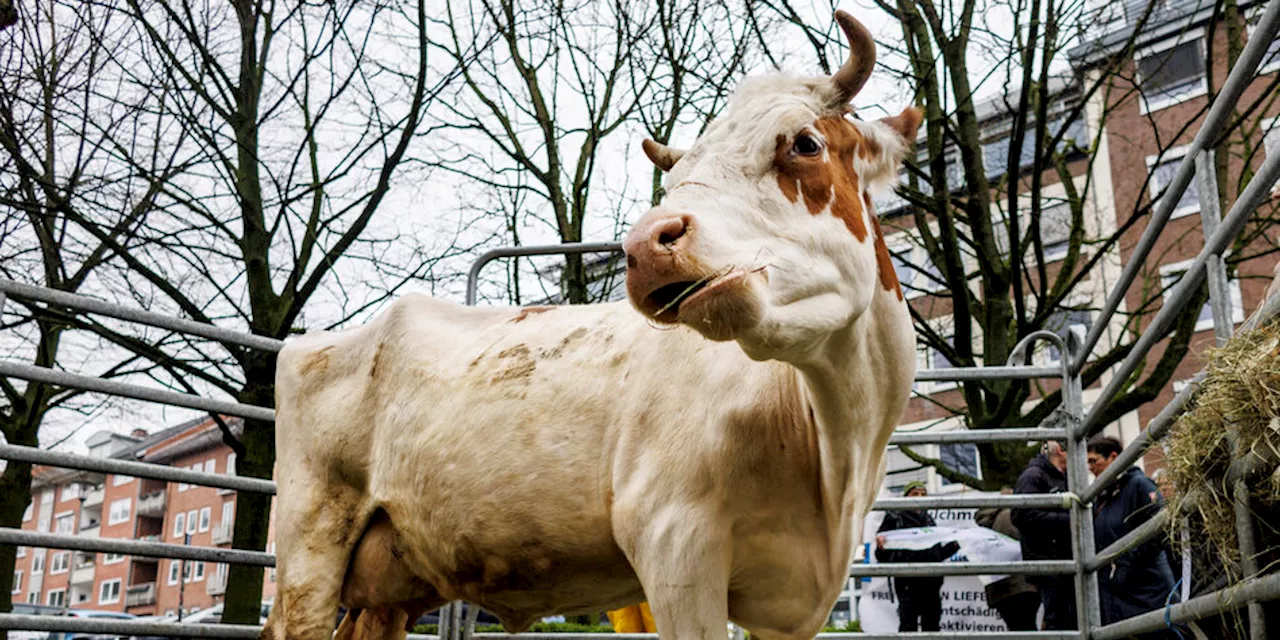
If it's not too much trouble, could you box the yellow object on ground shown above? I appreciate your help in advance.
[607,602,657,632]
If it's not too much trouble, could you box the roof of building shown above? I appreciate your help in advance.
[1070,0,1265,65]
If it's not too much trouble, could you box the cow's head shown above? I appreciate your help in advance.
[624,11,921,361]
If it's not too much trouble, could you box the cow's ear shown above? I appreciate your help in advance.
[879,107,923,144]
[643,139,685,172]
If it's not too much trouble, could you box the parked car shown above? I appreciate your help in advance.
[7,603,69,640]
[43,608,137,640]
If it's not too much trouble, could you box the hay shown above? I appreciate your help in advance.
[1166,318,1280,586]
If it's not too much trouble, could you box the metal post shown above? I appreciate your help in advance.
[179,533,190,621]
[1195,149,1267,640]
[1061,331,1100,637]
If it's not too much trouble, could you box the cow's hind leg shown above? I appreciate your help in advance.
[261,483,372,640]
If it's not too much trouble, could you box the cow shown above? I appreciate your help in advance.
[263,11,921,640]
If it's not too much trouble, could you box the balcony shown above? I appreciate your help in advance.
[137,491,166,517]
[78,524,99,538]
[211,522,233,545]
[83,486,104,508]
[126,582,156,607]
[71,562,95,585]
[206,571,227,596]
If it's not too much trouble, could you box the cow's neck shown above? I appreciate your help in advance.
[790,289,911,537]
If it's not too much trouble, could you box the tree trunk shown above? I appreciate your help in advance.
[0,425,36,640]
[222,375,277,625]
[0,0,15,31]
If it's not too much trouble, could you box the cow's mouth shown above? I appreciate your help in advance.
[642,269,750,324]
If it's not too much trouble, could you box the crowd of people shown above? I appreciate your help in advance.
[876,436,1178,635]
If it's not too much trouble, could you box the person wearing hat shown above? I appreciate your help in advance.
[875,481,960,632]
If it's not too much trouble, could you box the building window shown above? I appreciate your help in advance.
[54,512,74,535]
[31,550,45,575]
[112,474,132,487]
[49,552,69,575]
[22,504,32,522]
[194,561,205,582]
[108,498,131,525]
[921,333,959,393]
[226,453,236,476]
[27,592,39,604]
[1043,308,1091,365]
[1249,7,1280,75]
[15,546,25,558]
[173,512,186,538]
[47,588,65,607]
[186,509,197,534]
[886,236,946,299]
[1159,260,1245,333]
[205,459,217,474]
[198,507,211,533]
[98,579,122,605]
[1147,146,1200,219]
[1263,116,1279,167]
[1136,36,1207,113]
[939,443,982,486]
[103,553,125,565]
[11,570,20,594]
[168,561,180,586]
[59,484,83,503]
[221,502,234,529]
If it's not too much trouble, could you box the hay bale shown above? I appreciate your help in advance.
[1166,319,1280,585]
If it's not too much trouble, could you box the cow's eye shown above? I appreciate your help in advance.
[792,134,821,156]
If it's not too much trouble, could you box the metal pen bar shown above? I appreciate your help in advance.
[465,242,625,305]
[820,635,1079,640]
[1092,571,1280,640]
[0,528,275,566]
[915,365,1061,381]
[0,278,285,353]
[850,560,1076,577]
[1079,146,1280,437]
[874,493,1071,510]
[0,360,275,422]
[0,614,262,638]
[0,443,277,494]
[1072,0,1280,373]
[1084,507,1171,572]
[889,428,1067,445]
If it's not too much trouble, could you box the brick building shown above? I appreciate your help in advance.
[11,417,277,618]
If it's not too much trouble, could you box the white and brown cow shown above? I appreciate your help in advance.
[264,11,920,640]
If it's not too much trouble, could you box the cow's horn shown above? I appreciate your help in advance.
[643,139,685,172]
[829,11,876,105]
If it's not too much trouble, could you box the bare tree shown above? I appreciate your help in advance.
[53,0,460,623]
[427,0,767,305]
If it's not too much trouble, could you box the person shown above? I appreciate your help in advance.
[876,481,961,632]
[1011,441,1075,630]
[1088,436,1178,634]
[974,488,1041,631]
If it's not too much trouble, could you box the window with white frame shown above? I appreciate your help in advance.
[198,507,211,533]
[59,484,83,503]
[939,443,982,486]
[1147,146,1201,218]
[194,561,205,582]
[1248,7,1280,75]
[54,512,74,535]
[22,504,32,522]
[11,570,20,594]
[112,473,132,487]
[227,453,236,476]
[1136,34,1207,113]
[168,561,180,585]
[221,501,234,528]
[1263,116,1279,160]
[172,512,186,538]
[205,459,217,474]
[182,561,193,583]
[15,546,25,558]
[1043,308,1092,365]
[49,552,69,574]
[98,578,122,605]
[37,514,50,533]
[31,550,45,574]
[886,236,946,298]
[103,553,125,565]
[994,202,1074,262]
[1159,260,1245,333]
[108,498,131,525]
[27,592,38,604]
[884,446,930,495]
[920,333,959,394]
[186,509,197,534]
[47,588,65,607]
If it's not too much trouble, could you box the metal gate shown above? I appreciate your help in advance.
[2,0,1280,637]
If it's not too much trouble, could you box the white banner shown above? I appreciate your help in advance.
[857,494,1039,633]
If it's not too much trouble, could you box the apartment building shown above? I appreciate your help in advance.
[11,417,278,618]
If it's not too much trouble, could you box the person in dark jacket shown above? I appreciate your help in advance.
[875,481,960,632]
[1088,436,1178,634]
[974,488,1040,631]
[1011,441,1075,630]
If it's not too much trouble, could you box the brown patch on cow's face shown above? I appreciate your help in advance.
[773,117,869,241]
[509,306,554,323]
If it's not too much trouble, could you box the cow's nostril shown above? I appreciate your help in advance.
[627,254,637,269]
[655,217,688,248]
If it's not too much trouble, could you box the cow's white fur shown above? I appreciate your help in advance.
[264,39,917,640]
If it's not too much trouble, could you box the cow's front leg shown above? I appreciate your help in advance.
[625,508,730,639]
